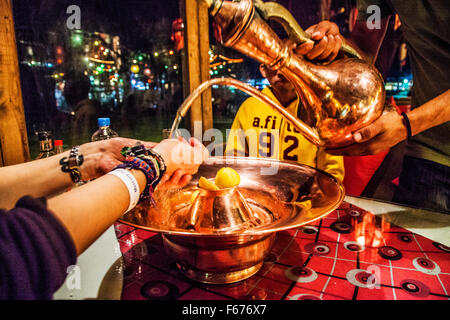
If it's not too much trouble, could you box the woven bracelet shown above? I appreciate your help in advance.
[114,156,158,203]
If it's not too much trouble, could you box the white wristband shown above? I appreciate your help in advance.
[108,169,141,213]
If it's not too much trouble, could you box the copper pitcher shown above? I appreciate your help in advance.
[204,0,385,148]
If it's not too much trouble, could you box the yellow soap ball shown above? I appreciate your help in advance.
[214,167,241,189]
[198,176,219,191]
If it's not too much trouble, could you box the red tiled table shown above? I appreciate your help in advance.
[114,201,450,300]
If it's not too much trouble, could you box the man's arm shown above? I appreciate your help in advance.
[327,2,450,156]
[327,90,450,156]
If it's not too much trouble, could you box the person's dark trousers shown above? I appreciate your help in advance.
[392,156,450,214]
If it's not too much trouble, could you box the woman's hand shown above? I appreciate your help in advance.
[153,136,209,177]
[158,169,193,190]
[158,137,209,189]
[78,137,157,181]
[77,136,209,188]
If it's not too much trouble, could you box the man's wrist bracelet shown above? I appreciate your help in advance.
[60,146,85,184]
[401,112,412,140]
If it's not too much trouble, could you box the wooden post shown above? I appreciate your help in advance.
[181,0,213,136]
[0,0,30,166]
[198,0,213,133]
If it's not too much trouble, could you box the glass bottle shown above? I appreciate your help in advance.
[36,131,55,159]
[54,140,64,154]
[91,117,119,141]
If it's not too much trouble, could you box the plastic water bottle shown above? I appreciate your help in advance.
[91,117,118,141]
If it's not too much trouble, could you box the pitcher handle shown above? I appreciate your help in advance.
[253,0,362,60]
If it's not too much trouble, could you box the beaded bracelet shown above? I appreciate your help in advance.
[120,142,166,188]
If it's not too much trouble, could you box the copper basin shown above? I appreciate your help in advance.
[120,157,344,284]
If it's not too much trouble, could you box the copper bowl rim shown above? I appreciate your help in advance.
[119,156,345,237]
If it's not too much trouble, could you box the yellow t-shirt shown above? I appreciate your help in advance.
[225,86,345,183]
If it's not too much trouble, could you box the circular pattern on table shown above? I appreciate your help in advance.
[301,226,318,235]
[304,242,331,256]
[348,209,362,217]
[412,257,440,275]
[285,266,318,283]
[397,233,413,243]
[378,246,403,261]
[330,221,353,234]
[288,294,321,300]
[140,281,180,300]
[399,279,430,298]
[344,241,365,252]
[346,269,379,289]
[432,242,450,253]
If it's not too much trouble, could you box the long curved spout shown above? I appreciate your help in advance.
[170,77,322,147]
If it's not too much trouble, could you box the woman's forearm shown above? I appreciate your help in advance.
[0,151,74,210]
[0,138,137,210]
[47,169,146,255]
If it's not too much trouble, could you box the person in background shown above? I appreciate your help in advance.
[63,71,100,144]
[326,0,450,213]
[225,22,345,184]
[0,136,209,299]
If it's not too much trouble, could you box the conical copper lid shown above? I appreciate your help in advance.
[168,183,273,234]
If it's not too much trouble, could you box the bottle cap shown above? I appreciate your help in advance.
[54,140,63,146]
[97,117,110,127]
